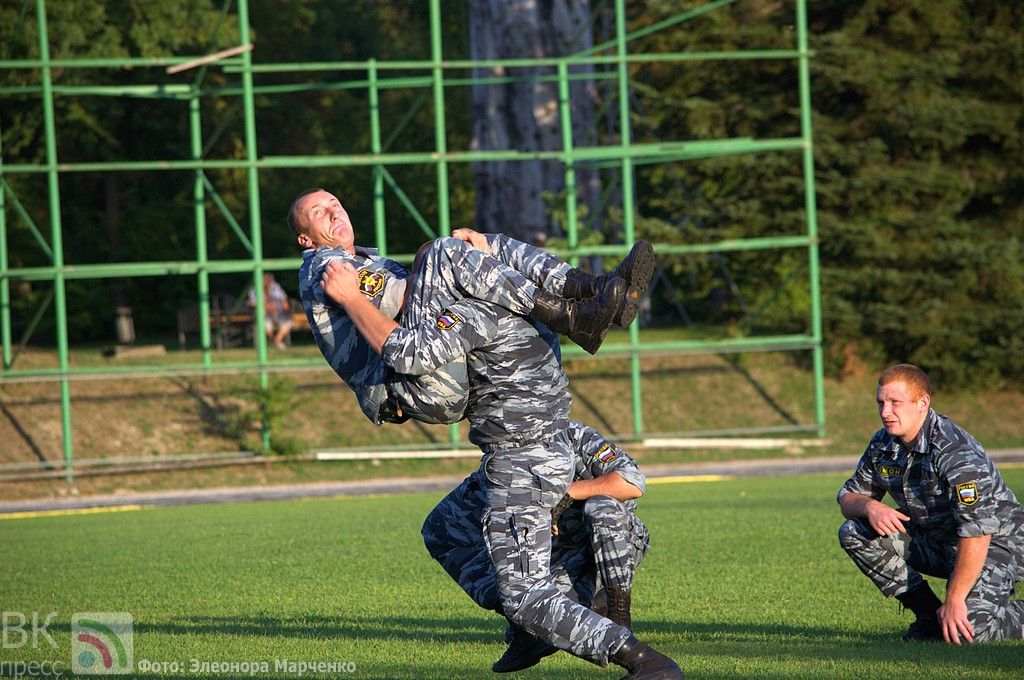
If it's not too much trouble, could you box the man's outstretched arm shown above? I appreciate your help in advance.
[568,472,642,502]
[938,533,990,645]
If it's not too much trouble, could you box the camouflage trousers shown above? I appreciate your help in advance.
[559,496,650,592]
[421,485,646,608]
[386,235,568,424]
[839,517,1024,641]
[480,430,632,666]
[421,470,503,612]
[484,232,572,297]
[422,469,598,612]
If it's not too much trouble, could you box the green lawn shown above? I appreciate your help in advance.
[3,471,1023,679]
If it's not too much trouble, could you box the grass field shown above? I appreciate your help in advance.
[3,470,1023,679]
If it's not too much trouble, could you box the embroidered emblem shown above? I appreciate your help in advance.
[358,269,385,298]
[436,311,463,330]
[594,443,617,464]
[879,466,904,478]
[956,482,978,506]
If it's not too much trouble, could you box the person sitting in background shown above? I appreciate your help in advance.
[248,272,294,349]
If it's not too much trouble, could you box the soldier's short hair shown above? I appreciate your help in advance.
[287,187,324,238]
[878,363,932,399]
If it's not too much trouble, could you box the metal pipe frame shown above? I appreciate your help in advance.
[0,0,825,477]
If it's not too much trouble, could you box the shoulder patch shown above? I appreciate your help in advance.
[358,269,385,298]
[594,443,617,464]
[436,310,463,330]
[956,482,978,506]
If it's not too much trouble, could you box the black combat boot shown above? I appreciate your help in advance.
[491,623,558,673]
[610,635,684,680]
[530,277,626,354]
[606,587,632,629]
[896,582,943,642]
[562,240,655,327]
[591,587,608,617]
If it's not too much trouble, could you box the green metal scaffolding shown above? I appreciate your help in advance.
[0,0,826,481]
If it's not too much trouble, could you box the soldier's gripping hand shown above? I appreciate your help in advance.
[321,260,360,305]
[451,228,490,253]
[865,500,910,537]
[550,492,575,537]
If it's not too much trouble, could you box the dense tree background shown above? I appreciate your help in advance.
[1,0,1021,388]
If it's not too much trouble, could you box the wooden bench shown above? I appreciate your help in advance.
[177,294,308,349]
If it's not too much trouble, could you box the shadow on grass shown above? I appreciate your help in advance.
[570,389,620,435]
[171,377,237,441]
[642,618,892,643]
[124,614,504,644]
[639,617,1024,673]
[44,615,1024,679]
[568,354,802,435]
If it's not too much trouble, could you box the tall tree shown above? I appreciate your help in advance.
[467,0,600,242]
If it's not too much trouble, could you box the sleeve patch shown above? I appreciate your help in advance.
[956,481,978,506]
[358,269,385,297]
[436,310,463,330]
[594,443,617,464]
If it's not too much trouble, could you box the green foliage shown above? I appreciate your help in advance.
[1,0,241,339]
[626,4,813,333]
[0,1,467,341]
[809,1,1024,387]
[626,1,1024,386]
[222,376,305,456]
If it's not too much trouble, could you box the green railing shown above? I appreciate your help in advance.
[0,0,826,481]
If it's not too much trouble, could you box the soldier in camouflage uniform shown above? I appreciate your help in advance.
[558,426,651,632]
[289,188,644,425]
[322,267,682,678]
[420,420,650,673]
[838,363,1024,643]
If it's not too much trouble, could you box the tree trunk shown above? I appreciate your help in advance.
[468,0,599,243]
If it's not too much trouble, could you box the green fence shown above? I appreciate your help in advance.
[0,0,825,481]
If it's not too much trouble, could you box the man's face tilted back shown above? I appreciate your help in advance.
[295,190,356,252]
[876,379,930,446]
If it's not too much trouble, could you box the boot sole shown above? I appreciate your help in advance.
[492,646,558,673]
[617,670,685,680]
[615,241,656,327]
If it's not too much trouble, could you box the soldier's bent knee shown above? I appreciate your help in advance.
[583,496,627,523]
[838,517,872,550]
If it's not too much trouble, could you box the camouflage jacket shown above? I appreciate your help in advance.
[298,245,408,424]
[381,298,570,446]
[567,421,646,513]
[838,409,1024,550]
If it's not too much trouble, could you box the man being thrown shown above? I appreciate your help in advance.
[320,246,681,677]
[837,363,1024,643]
[290,188,652,426]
